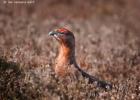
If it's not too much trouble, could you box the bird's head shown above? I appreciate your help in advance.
[49,28,75,48]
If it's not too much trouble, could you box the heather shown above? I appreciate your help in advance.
[0,0,140,99]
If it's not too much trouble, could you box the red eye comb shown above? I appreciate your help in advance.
[57,28,69,33]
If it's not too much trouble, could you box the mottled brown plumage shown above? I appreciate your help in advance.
[49,28,112,90]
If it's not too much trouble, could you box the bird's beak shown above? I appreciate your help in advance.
[49,30,61,41]
[49,31,57,36]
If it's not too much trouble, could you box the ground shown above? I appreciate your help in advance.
[0,0,140,100]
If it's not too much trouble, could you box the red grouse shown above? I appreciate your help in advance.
[49,28,112,89]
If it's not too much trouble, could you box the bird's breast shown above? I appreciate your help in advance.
[55,60,78,77]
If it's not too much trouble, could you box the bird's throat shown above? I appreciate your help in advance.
[56,44,75,65]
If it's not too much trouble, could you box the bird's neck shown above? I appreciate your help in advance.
[56,44,75,65]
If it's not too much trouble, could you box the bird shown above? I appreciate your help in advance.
[49,28,112,90]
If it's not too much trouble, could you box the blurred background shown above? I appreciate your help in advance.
[1,0,140,31]
[0,0,140,100]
